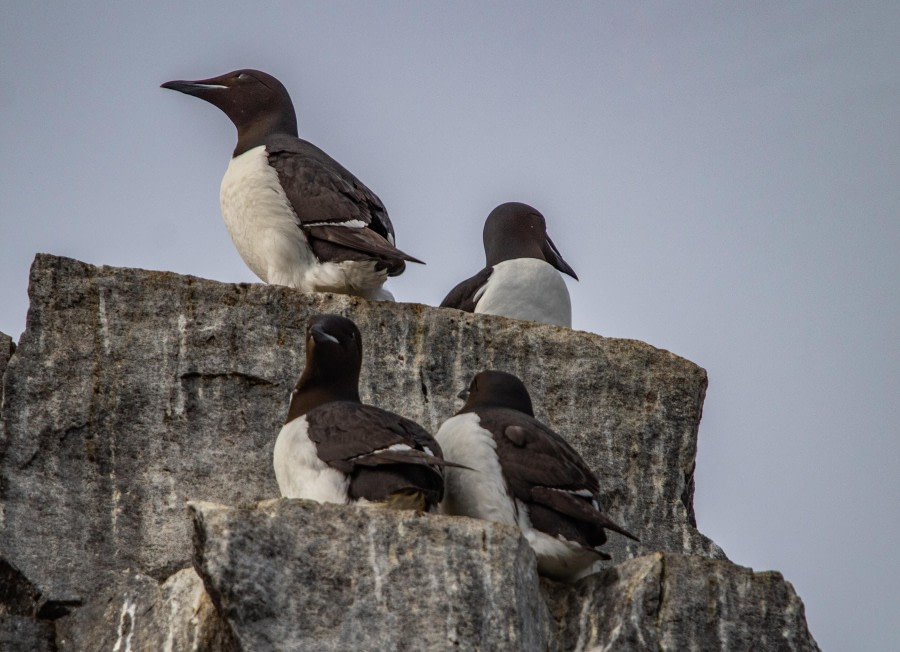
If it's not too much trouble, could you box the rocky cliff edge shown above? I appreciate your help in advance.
[0,254,818,650]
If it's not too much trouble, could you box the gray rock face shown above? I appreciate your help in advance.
[1,558,42,617]
[0,615,54,652]
[54,568,236,652]
[0,558,54,652]
[0,254,717,606]
[0,331,14,404]
[546,552,820,651]
[191,499,552,651]
[0,254,818,650]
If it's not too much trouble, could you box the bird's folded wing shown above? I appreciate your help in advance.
[351,449,470,469]
[306,402,442,472]
[304,224,423,264]
[440,268,493,311]
[530,486,639,541]
[266,135,394,239]
[478,411,601,495]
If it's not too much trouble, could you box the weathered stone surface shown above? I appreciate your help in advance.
[0,331,14,404]
[0,255,822,650]
[1,558,41,617]
[0,615,54,652]
[191,499,552,651]
[545,552,820,651]
[0,559,54,652]
[55,567,236,651]
[0,254,719,606]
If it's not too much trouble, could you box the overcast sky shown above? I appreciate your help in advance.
[2,2,898,649]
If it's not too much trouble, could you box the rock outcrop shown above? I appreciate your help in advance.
[191,500,551,651]
[54,568,235,652]
[0,331,13,404]
[545,553,817,651]
[0,254,818,650]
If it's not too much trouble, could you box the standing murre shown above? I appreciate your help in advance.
[440,202,577,326]
[273,314,450,510]
[161,69,422,300]
[435,370,638,581]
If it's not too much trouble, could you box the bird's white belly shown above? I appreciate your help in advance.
[219,146,393,298]
[303,258,393,300]
[273,416,349,503]
[437,412,599,581]
[435,413,517,524]
[474,258,572,327]
[220,146,314,287]
[513,499,601,581]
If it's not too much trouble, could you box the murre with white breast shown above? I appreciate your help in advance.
[440,202,577,326]
[436,370,638,581]
[274,314,450,510]
[162,69,422,300]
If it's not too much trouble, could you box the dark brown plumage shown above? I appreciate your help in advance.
[161,69,422,294]
[274,314,447,510]
[462,380,637,552]
[437,370,637,581]
[264,134,420,274]
[440,203,576,325]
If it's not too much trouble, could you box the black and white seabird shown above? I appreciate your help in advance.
[273,314,447,510]
[440,202,577,327]
[161,69,422,300]
[436,370,638,581]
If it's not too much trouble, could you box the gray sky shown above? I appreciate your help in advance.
[2,2,898,648]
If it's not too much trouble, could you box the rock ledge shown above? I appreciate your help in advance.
[0,255,817,650]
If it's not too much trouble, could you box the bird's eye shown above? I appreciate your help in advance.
[237,73,250,81]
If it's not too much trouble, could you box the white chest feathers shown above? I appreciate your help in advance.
[434,413,517,524]
[436,412,603,582]
[474,258,572,327]
[220,146,313,287]
[219,146,392,299]
[273,416,350,504]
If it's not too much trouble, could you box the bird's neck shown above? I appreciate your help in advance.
[234,110,298,157]
[485,239,543,267]
[286,383,361,422]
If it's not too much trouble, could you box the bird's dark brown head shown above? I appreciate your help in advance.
[161,69,298,155]
[287,314,363,421]
[459,370,535,416]
[482,202,578,280]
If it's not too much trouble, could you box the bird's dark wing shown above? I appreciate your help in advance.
[482,411,599,495]
[265,135,422,274]
[477,408,637,547]
[305,401,445,505]
[440,267,493,312]
[529,487,638,541]
[304,224,423,269]
[266,135,391,233]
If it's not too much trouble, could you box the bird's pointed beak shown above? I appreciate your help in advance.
[160,77,228,97]
[309,323,340,345]
[542,233,578,280]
